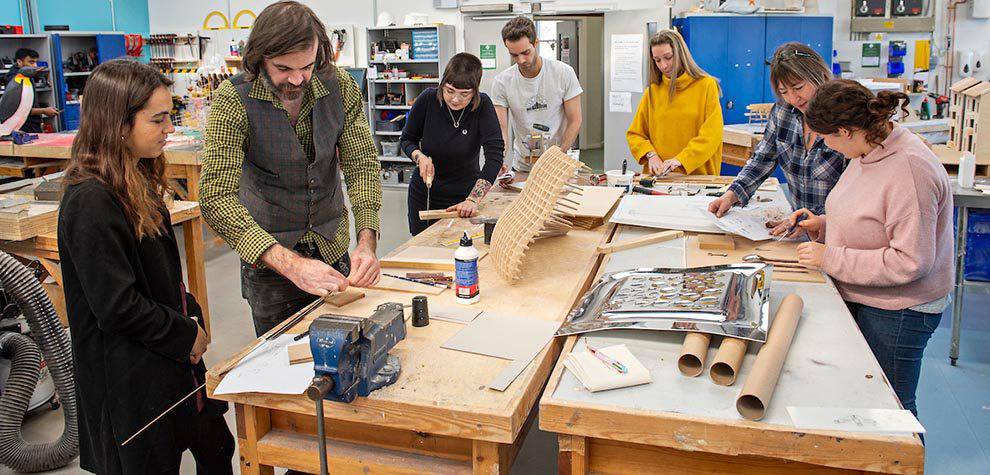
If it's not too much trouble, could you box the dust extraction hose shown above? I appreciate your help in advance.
[0,251,78,472]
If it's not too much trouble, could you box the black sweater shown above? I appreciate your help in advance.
[400,88,503,197]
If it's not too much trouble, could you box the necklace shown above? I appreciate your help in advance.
[447,104,466,129]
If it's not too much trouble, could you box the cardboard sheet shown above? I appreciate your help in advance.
[786,407,925,434]
[609,195,721,233]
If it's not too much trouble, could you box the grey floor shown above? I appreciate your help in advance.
[4,182,990,474]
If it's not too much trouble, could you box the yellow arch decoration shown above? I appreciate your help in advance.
[232,10,257,29]
[202,11,229,31]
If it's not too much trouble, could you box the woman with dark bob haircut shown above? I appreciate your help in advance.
[400,52,504,235]
[59,59,234,474]
[784,79,953,422]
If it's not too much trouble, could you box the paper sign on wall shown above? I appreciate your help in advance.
[480,44,497,70]
[610,34,644,93]
[862,43,881,68]
[609,91,632,113]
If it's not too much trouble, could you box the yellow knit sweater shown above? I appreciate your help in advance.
[626,74,723,175]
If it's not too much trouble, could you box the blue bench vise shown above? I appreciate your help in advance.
[305,302,406,404]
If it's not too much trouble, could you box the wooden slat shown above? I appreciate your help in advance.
[472,440,510,475]
[597,230,683,254]
[257,429,472,474]
[558,434,588,475]
[585,437,869,475]
[239,404,275,475]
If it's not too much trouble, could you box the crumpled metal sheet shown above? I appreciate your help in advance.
[556,264,773,342]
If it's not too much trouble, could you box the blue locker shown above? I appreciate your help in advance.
[764,16,801,103]
[722,16,765,124]
[801,17,833,66]
[95,34,126,63]
[673,16,730,117]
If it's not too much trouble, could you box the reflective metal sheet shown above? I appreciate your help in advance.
[556,264,773,342]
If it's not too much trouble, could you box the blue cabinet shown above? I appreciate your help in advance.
[51,33,126,130]
[675,14,833,124]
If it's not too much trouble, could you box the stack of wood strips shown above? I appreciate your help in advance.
[562,186,625,229]
[0,200,59,241]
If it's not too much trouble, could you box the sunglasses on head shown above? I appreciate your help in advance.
[766,49,814,66]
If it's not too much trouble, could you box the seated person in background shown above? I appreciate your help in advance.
[4,48,58,133]
[59,59,233,475]
[401,52,504,235]
[708,42,845,226]
[786,79,953,419]
[626,29,723,176]
[493,15,582,185]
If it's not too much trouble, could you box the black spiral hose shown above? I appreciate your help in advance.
[0,251,78,472]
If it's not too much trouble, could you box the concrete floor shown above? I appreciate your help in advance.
[4,181,990,474]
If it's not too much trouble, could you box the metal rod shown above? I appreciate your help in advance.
[950,206,967,365]
[316,397,329,475]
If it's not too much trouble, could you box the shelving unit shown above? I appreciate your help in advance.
[365,25,455,168]
[0,35,58,131]
[51,32,126,130]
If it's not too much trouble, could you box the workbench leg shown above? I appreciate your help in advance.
[951,206,968,366]
[185,165,201,202]
[472,440,510,475]
[182,216,210,336]
[236,404,274,475]
[557,434,588,475]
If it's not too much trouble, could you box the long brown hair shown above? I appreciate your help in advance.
[768,42,831,101]
[65,59,173,240]
[437,53,483,111]
[241,1,334,81]
[648,29,711,100]
[805,79,910,147]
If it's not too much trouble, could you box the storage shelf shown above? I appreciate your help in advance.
[368,25,440,31]
[370,59,438,64]
[378,155,412,163]
[371,79,438,84]
[63,71,92,77]
[375,131,403,136]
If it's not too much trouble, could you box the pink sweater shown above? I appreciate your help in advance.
[817,125,954,310]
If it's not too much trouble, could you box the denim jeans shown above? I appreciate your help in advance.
[240,243,350,337]
[847,302,942,417]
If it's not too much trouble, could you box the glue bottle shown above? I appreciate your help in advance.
[455,232,480,305]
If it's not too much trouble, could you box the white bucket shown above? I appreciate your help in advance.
[605,170,635,191]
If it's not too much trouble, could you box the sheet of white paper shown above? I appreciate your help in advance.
[707,207,773,241]
[608,91,632,112]
[565,344,652,392]
[786,407,926,434]
[214,335,313,396]
[609,195,722,233]
[610,34,644,93]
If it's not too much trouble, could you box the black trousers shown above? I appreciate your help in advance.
[155,413,235,475]
[240,242,351,337]
[407,175,471,236]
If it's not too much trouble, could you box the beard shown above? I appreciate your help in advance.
[261,70,305,101]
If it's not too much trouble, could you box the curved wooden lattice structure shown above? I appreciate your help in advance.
[490,146,587,282]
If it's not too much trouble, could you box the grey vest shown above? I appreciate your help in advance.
[233,73,345,249]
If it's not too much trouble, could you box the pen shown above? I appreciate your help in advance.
[382,273,449,288]
[585,342,628,374]
[776,211,808,242]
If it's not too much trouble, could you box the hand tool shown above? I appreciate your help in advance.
[632,185,667,196]
[306,303,407,475]
[425,171,433,212]
[382,273,449,288]
[776,212,808,242]
[621,158,628,175]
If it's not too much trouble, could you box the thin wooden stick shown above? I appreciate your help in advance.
[122,383,206,446]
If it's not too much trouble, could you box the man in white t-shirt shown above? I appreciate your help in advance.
[491,16,583,183]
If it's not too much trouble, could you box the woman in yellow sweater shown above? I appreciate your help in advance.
[626,30,723,176]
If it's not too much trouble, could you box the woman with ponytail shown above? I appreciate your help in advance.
[783,79,953,420]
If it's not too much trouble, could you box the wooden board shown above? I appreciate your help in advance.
[288,343,312,365]
[684,234,825,283]
[0,201,58,241]
[699,234,736,250]
[596,230,683,255]
[420,210,460,220]
[324,288,365,307]
[380,245,488,271]
[567,186,625,219]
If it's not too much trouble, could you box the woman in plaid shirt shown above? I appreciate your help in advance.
[709,42,845,231]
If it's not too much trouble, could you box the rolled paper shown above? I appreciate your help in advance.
[677,332,711,377]
[736,294,804,421]
[710,337,748,386]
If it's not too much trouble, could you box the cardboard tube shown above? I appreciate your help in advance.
[736,294,804,421]
[710,337,748,386]
[677,332,711,377]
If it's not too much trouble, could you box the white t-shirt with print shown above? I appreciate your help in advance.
[491,57,583,172]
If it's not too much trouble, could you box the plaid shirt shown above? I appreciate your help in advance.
[200,68,381,266]
[728,103,846,215]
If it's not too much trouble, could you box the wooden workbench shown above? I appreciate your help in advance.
[0,200,212,334]
[206,191,614,474]
[0,133,205,200]
[539,223,924,475]
[722,124,763,168]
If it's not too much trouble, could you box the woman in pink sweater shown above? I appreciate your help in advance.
[784,79,953,419]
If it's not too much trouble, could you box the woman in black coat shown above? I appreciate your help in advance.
[57,60,233,475]
[401,52,504,235]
